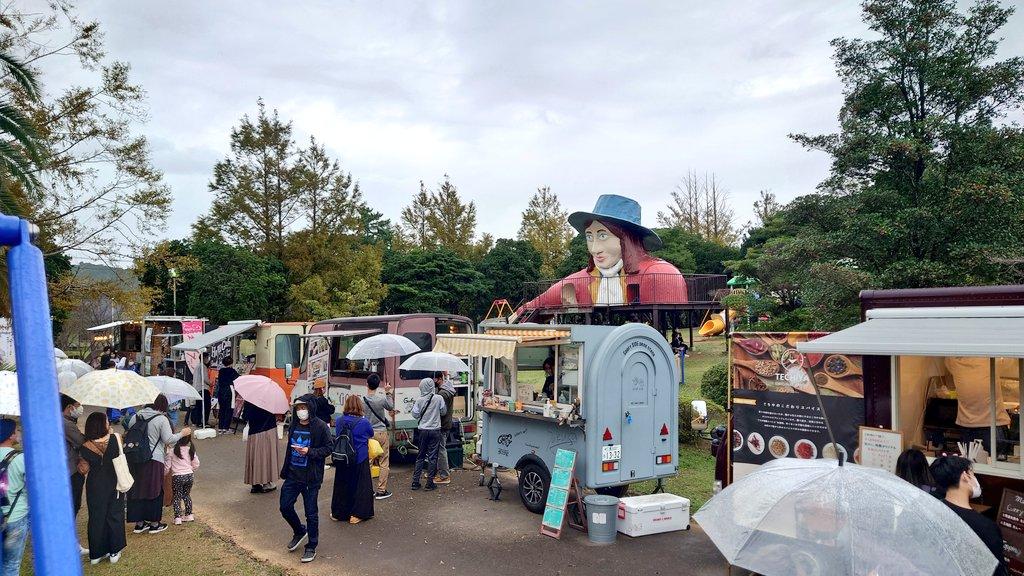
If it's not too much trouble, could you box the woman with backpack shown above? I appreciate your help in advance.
[124,394,190,534]
[80,412,127,564]
[330,395,374,524]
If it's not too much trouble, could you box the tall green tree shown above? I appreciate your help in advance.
[185,240,288,325]
[399,183,433,248]
[424,175,477,258]
[294,136,362,235]
[477,238,542,310]
[134,239,198,316]
[380,248,488,318]
[201,99,299,258]
[517,186,574,278]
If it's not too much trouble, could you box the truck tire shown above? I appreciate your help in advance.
[595,485,629,498]
[518,461,550,514]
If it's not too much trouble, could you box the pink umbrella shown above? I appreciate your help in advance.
[234,375,289,415]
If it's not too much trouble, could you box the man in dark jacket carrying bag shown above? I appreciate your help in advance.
[279,398,332,564]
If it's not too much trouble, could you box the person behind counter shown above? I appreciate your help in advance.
[541,357,555,400]
[895,449,938,497]
[930,456,1007,576]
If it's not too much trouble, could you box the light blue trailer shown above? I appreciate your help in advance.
[436,323,680,513]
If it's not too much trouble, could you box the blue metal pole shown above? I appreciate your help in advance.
[0,215,81,575]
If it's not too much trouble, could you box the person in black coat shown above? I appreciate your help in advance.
[215,357,240,432]
[79,412,126,564]
[280,399,333,563]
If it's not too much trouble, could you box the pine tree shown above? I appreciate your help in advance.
[425,175,477,258]
[400,182,433,248]
[517,186,574,277]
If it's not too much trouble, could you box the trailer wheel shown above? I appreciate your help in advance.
[595,485,629,498]
[518,462,550,514]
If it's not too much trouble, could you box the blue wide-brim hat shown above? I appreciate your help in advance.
[568,194,663,251]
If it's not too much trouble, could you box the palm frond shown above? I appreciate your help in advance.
[0,103,42,163]
[0,139,41,197]
[0,52,38,100]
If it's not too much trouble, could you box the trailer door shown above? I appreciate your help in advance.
[619,349,656,482]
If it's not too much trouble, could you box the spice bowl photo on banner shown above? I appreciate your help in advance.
[822,442,847,462]
[853,447,862,464]
[794,439,817,459]
[769,435,789,458]
[732,429,743,452]
[747,432,764,455]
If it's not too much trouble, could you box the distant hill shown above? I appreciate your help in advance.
[72,262,139,288]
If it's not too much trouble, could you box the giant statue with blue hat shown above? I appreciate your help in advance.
[521,194,687,312]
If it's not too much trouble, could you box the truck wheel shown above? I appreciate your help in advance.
[518,462,550,514]
[595,485,629,498]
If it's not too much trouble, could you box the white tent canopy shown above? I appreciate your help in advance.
[171,320,260,352]
[797,306,1024,358]
[87,320,134,332]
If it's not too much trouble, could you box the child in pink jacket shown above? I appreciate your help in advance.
[166,434,200,524]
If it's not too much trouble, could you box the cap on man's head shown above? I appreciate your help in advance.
[0,418,16,443]
[313,378,326,389]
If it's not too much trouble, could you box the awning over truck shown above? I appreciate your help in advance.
[172,320,260,351]
[435,334,521,360]
[86,320,134,332]
[299,329,379,339]
[796,306,1024,358]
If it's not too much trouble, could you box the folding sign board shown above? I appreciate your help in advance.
[540,449,577,539]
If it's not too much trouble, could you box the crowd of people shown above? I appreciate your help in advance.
[895,448,1008,576]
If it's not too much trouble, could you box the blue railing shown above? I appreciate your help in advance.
[0,214,80,574]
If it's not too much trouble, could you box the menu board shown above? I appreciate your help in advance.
[540,449,576,539]
[858,427,903,473]
[998,488,1024,575]
[731,333,864,471]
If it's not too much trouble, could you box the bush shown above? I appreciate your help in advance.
[700,362,729,408]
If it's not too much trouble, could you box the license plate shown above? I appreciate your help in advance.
[602,445,621,461]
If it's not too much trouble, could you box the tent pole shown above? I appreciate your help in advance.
[812,378,841,466]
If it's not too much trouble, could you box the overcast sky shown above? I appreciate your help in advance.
[54,2,1024,248]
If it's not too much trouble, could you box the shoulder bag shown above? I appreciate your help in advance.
[111,433,134,493]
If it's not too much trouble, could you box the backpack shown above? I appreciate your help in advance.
[0,450,23,530]
[123,413,163,465]
[331,419,356,468]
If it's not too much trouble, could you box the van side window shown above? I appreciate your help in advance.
[398,332,435,380]
[329,328,386,377]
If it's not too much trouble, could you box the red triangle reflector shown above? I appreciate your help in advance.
[603,428,613,441]
[660,424,669,436]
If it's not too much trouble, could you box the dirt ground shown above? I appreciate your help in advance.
[189,431,731,576]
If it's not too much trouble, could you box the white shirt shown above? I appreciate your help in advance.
[595,259,624,305]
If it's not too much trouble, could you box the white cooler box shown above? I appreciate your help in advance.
[616,493,690,537]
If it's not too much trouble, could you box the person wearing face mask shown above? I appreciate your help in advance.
[79,412,126,565]
[0,419,28,575]
[279,399,332,564]
[61,394,89,555]
[930,456,1007,576]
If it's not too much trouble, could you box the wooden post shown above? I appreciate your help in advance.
[688,309,694,349]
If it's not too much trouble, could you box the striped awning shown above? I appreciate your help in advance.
[485,328,571,340]
[435,334,520,360]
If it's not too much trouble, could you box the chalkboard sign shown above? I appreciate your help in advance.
[997,488,1024,575]
[540,449,577,539]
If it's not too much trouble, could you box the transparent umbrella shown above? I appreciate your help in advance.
[0,371,18,415]
[146,375,202,404]
[398,352,469,374]
[56,358,93,378]
[693,458,998,576]
[347,334,420,360]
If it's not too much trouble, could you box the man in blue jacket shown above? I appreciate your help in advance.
[279,398,332,564]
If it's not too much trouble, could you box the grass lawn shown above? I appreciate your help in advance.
[20,519,286,576]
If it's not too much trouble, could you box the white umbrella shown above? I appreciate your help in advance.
[62,368,159,409]
[57,371,78,391]
[347,334,420,360]
[399,351,470,374]
[0,371,18,415]
[54,347,68,360]
[693,458,998,576]
[56,358,93,378]
[146,375,202,403]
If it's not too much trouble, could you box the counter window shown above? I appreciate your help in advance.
[558,344,582,404]
[897,356,1022,475]
[492,356,514,398]
[330,329,385,377]
[517,346,556,402]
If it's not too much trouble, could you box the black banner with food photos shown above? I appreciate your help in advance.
[730,333,865,467]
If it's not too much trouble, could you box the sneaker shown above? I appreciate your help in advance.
[132,522,149,534]
[375,490,393,500]
[434,476,451,485]
[148,523,168,534]
[184,514,195,522]
[174,517,182,525]
[79,545,89,556]
[110,551,122,564]
[425,483,437,491]
[411,483,422,491]
[262,483,277,493]
[90,554,109,565]
[301,546,317,563]
[287,531,308,552]
[250,485,265,494]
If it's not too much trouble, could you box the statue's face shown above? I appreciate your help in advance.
[585,221,622,269]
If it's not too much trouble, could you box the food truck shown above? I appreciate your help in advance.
[791,286,1024,521]
[142,316,206,377]
[297,313,477,455]
[434,322,680,513]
